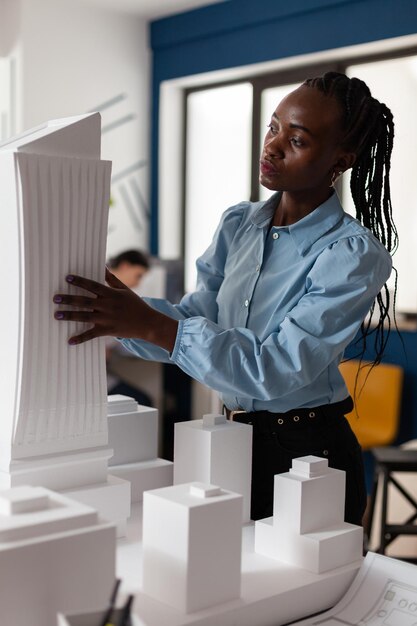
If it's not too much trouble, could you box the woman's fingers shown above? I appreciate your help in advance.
[53,272,147,342]
[54,310,97,323]
[68,328,101,345]
[53,294,97,308]
[65,274,108,295]
[105,267,127,289]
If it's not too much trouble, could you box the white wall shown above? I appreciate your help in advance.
[1,0,151,256]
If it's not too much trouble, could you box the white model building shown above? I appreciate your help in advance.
[0,485,115,626]
[255,455,363,573]
[107,394,173,501]
[0,114,130,533]
[142,481,243,613]
[174,413,252,522]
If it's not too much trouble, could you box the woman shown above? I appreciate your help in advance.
[53,72,397,525]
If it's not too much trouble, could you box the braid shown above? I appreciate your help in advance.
[304,72,399,367]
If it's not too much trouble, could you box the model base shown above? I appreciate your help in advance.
[255,516,363,573]
[116,504,362,626]
[0,449,131,537]
[0,447,113,491]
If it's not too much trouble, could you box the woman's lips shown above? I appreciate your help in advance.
[260,159,277,175]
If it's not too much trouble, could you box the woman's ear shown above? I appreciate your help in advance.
[335,152,357,172]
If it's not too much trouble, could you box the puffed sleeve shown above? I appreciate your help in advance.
[169,234,392,399]
[120,203,246,363]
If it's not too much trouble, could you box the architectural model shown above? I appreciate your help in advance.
[0,114,130,532]
[174,413,252,521]
[142,481,243,613]
[107,394,173,501]
[0,485,115,626]
[255,456,363,573]
[0,114,367,626]
[113,455,362,626]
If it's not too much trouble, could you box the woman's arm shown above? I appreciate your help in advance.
[165,235,392,400]
[55,233,391,402]
[53,203,246,361]
[54,269,179,350]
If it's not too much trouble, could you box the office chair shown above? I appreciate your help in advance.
[339,359,403,451]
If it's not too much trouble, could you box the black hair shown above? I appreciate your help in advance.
[108,249,150,270]
[303,71,398,367]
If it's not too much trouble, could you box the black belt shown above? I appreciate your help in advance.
[225,396,353,429]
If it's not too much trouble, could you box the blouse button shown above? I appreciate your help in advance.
[272,232,280,240]
[255,264,260,272]
[244,299,249,307]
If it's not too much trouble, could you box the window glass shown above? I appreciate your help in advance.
[345,57,417,313]
[184,83,252,292]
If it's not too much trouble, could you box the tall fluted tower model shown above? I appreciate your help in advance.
[0,115,130,526]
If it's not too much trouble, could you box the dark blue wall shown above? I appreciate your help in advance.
[150,0,417,254]
[150,0,417,443]
[345,331,417,443]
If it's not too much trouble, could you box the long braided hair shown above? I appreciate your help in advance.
[303,71,398,367]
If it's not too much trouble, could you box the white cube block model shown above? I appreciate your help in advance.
[255,456,363,573]
[0,114,130,534]
[0,485,116,626]
[273,455,345,534]
[174,414,252,522]
[142,482,243,613]
[107,395,173,502]
[108,395,158,465]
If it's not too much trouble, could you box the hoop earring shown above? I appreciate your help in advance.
[330,170,343,188]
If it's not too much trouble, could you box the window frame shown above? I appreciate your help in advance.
[181,46,417,308]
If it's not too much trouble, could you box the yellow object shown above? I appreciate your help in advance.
[339,360,404,450]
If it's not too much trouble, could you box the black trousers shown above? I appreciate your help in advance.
[231,398,367,525]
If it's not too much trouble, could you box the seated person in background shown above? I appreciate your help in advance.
[106,250,152,407]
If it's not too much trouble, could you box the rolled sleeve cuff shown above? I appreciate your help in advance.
[170,318,186,362]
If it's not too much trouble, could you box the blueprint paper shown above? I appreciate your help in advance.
[292,551,417,625]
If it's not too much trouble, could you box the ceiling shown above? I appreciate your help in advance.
[79,0,226,20]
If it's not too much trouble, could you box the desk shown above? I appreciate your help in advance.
[368,446,417,561]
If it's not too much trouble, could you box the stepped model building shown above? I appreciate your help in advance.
[174,414,252,522]
[255,455,363,573]
[107,394,173,502]
[0,114,130,531]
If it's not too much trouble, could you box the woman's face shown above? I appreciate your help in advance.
[259,85,352,195]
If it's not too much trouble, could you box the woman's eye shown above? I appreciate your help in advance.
[291,137,304,147]
[267,123,278,135]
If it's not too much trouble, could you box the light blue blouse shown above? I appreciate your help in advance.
[121,191,392,412]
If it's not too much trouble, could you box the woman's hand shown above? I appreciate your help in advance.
[53,268,178,351]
